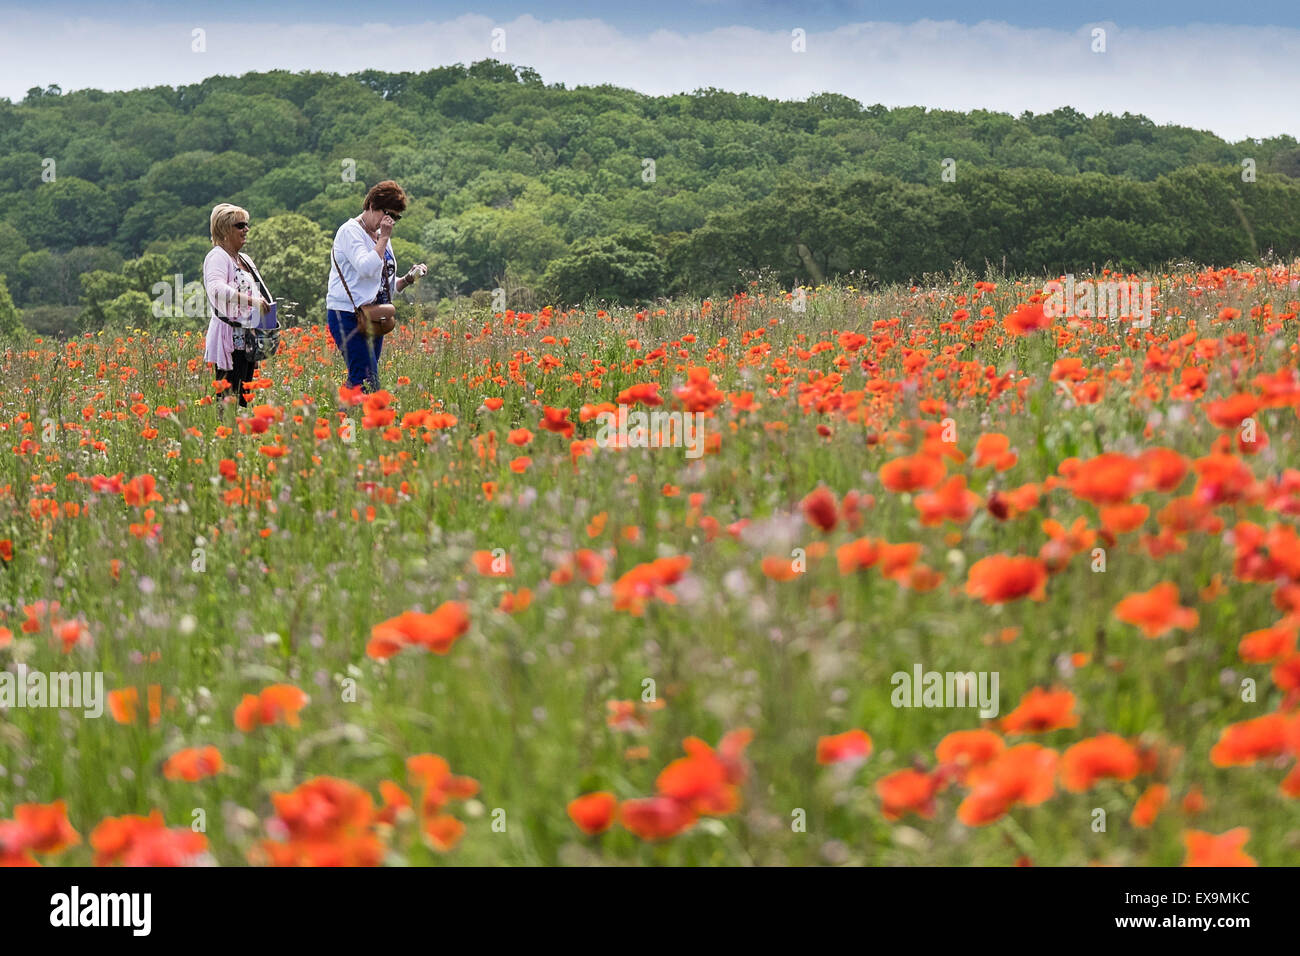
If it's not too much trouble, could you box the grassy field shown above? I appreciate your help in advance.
[1,265,1298,866]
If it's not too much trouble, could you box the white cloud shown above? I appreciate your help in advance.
[3,12,1298,141]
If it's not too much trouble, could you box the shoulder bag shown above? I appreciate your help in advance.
[333,252,397,339]
[237,253,281,363]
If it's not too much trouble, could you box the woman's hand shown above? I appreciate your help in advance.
[405,263,427,283]
[377,214,395,240]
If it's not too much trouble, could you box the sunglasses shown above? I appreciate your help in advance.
[233,222,250,230]
[384,210,402,222]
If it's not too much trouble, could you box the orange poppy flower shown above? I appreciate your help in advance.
[656,730,752,816]
[1060,734,1141,791]
[471,550,513,577]
[1204,393,1259,429]
[107,685,167,726]
[816,729,873,766]
[92,810,209,866]
[1209,713,1292,766]
[935,729,1006,778]
[616,382,663,407]
[234,684,309,733]
[162,746,224,782]
[1131,783,1170,828]
[1192,452,1257,506]
[261,777,384,866]
[367,602,471,659]
[568,792,618,835]
[879,453,946,492]
[539,405,575,438]
[915,474,980,526]
[406,753,479,816]
[973,433,1017,471]
[1182,828,1256,867]
[1067,453,1146,505]
[836,537,880,575]
[761,555,801,581]
[876,768,943,821]
[1001,687,1079,734]
[1238,623,1297,663]
[7,800,80,855]
[612,555,691,615]
[1271,653,1300,693]
[1113,582,1198,638]
[422,814,466,852]
[498,587,532,613]
[1140,448,1189,492]
[1099,503,1149,536]
[122,473,163,507]
[1003,301,1051,336]
[957,744,1058,826]
[619,796,696,841]
[877,541,923,581]
[965,554,1048,604]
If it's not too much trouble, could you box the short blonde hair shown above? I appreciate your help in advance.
[210,203,249,245]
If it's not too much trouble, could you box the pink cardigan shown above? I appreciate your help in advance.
[203,247,258,371]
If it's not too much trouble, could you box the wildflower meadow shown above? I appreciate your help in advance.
[3,266,1298,867]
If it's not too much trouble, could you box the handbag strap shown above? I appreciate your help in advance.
[237,252,273,306]
[332,252,362,313]
[213,249,260,327]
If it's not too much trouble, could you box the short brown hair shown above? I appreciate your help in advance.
[364,180,407,214]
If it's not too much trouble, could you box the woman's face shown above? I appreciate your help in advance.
[361,206,400,232]
[228,217,249,251]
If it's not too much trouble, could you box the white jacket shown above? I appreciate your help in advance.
[327,217,397,313]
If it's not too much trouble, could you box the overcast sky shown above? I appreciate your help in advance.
[2,2,1296,142]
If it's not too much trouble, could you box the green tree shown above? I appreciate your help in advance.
[78,269,130,328]
[243,213,331,323]
[244,155,324,212]
[122,253,175,294]
[0,272,23,337]
[13,249,58,304]
[117,192,183,252]
[101,290,154,330]
[30,177,117,249]
[541,229,664,305]
[0,222,30,266]
[143,151,265,208]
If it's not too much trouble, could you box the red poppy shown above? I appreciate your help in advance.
[1113,582,1198,638]
[1182,828,1256,867]
[1001,687,1079,734]
[568,792,617,835]
[1059,734,1141,791]
[801,485,839,532]
[816,729,873,766]
[965,554,1048,604]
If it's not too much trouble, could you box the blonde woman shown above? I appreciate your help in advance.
[203,203,273,407]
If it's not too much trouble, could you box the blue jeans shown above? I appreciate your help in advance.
[327,309,382,392]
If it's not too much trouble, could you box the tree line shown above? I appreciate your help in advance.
[0,60,1297,334]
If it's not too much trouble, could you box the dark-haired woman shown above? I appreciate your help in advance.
[326,180,426,392]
